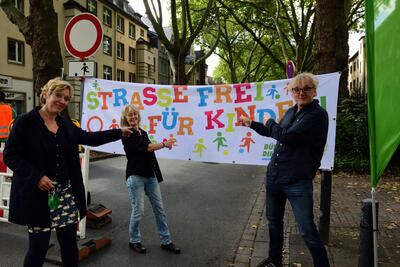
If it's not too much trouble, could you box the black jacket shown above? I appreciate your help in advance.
[3,107,122,227]
[251,100,328,184]
[122,128,163,182]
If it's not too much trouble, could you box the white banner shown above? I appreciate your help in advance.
[81,72,340,169]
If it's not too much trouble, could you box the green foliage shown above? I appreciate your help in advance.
[334,88,369,173]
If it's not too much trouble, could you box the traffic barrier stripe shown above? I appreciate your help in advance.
[0,172,12,222]
[0,147,90,239]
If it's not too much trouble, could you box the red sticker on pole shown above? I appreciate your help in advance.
[286,60,295,79]
[64,13,103,59]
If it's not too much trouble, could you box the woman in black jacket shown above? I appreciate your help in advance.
[4,77,132,267]
[120,104,180,254]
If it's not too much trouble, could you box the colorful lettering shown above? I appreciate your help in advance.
[320,96,327,110]
[234,83,252,103]
[143,87,157,106]
[225,113,235,133]
[254,82,265,101]
[97,92,113,110]
[86,91,99,110]
[214,85,232,103]
[130,92,144,109]
[177,117,194,135]
[205,109,225,129]
[173,86,188,103]
[197,87,213,107]
[157,88,172,107]
[234,105,256,126]
[257,109,276,122]
[113,88,128,107]
[275,100,293,122]
[148,115,162,134]
[87,116,103,132]
[162,107,179,130]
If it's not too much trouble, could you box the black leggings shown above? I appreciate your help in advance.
[24,223,78,267]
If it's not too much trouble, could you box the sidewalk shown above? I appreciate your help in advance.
[232,175,400,267]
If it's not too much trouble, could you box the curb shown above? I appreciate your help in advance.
[232,180,266,267]
[89,151,121,162]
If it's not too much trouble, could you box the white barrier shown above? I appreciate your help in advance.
[0,146,90,239]
[0,172,12,223]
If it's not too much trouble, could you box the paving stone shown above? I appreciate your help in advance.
[233,176,400,266]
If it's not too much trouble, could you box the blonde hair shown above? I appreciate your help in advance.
[120,104,141,127]
[287,72,319,90]
[40,77,73,105]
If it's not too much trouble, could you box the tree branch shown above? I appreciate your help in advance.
[0,0,32,44]
[143,0,174,51]
[185,0,215,51]
[274,0,289,62]
[186,7,221,80]
[218,0,285,69]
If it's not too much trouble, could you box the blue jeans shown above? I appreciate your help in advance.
[266,178,330,267]
[126,175,172,245]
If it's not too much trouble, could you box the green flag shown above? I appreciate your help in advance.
[365,0,400,187]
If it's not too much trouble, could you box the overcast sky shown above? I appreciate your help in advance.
[128,0,219,76]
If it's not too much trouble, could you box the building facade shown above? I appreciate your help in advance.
[0,0,34,115]
[348,36,366,96]
[158,41,172,85]
[1,0,158,119]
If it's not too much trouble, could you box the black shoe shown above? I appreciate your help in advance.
[129,242,146,254]
[161,242,181,254]
[256,257,282,267]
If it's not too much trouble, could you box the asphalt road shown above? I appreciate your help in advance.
[0,156,266,267]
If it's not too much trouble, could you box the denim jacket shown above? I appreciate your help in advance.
[250,99,328,184]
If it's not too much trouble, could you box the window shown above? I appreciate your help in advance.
[129,23,136,39]
[153,57,156,71]
[103,65,112,80]
[140,29,144,36]
[117,16,124,33]
[148,64,151,77]
[87,0,97,15]
[103,7,112,27]
[160,59,168,74]
[117,69,125,81]
[129,47,135,63]
[8,38,24,64]
[117,42,124,60]
[129,72,135,82]
[103,35,112,55]
[14,0,23,12]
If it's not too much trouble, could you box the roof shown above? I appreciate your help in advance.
[349,51,359,62]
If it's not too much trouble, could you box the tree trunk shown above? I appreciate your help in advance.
[170,53,188,85]
[314,0,349,99]
[1,0,63,100]
[29,0,63,96]
[144,0,218,85]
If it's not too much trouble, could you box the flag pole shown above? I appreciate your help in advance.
[371,187,378,267]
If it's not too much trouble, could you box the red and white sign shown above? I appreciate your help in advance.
[64,13,103,59]
[286,60,295,79]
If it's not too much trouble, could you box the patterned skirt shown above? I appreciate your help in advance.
[28,181,79,233]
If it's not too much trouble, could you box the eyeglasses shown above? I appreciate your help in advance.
[291,86,314,94]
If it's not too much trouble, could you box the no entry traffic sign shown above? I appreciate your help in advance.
[64,13,103,59]
[286,60,295,79]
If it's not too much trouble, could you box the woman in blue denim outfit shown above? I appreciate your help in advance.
[120,104,180,254]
